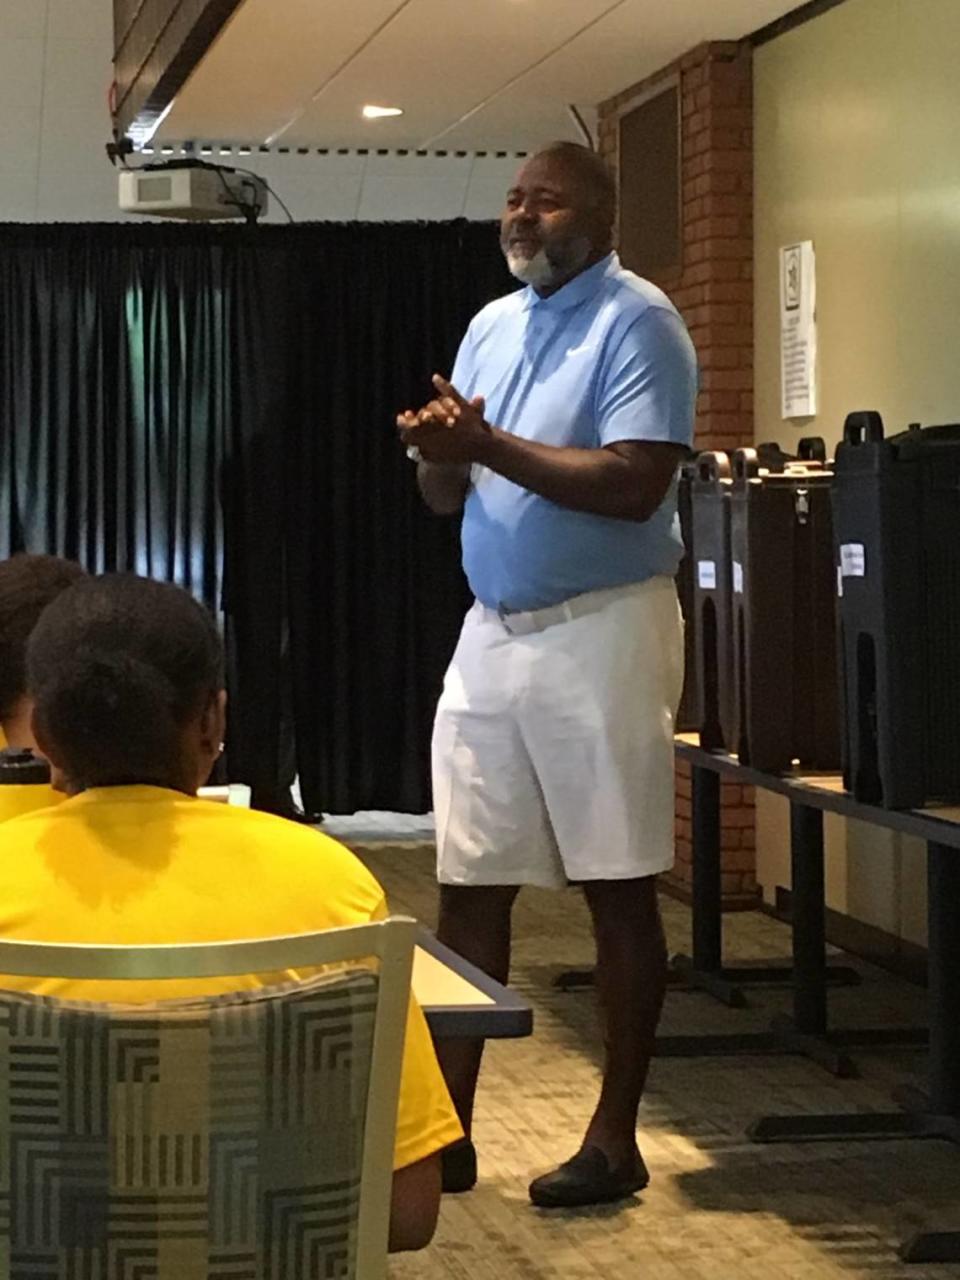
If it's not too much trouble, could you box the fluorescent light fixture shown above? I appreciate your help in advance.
[362,104,403,119]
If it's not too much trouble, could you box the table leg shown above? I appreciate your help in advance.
[897,840,960,1262]
[748,838,960,1264]
[670,765,751,1007]
[926,842,960,1118]
[763,802,858,1077]
[672,770,859,1007]
[791,802,827,1033]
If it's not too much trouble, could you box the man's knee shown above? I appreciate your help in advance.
[438,882,520,928]
[583,876,661,933]
[584,875,658,908]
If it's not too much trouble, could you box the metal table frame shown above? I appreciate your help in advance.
[676,738,960,1264]
[670,765,860,1010]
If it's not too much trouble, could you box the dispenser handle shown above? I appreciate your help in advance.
[797,436,827,462]
[843,411,884,445]
[696,450,732,483]
[733,447,760,480]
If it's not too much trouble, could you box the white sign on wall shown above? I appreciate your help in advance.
[780,240,817,419]
[840,543,866,578]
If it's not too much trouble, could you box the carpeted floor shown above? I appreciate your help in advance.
[346,840,960,1280]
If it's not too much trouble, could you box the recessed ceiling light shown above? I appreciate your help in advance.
[362,104,404,119]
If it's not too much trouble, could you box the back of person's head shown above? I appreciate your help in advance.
[0,554,87,738]
[27,574,225,793]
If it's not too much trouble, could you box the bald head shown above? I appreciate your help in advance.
[528,142,617,237]
[500,142,617,296]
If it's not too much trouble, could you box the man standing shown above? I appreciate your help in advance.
[398,142,697,1208]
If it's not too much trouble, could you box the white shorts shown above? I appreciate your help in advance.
[432,577,684,889]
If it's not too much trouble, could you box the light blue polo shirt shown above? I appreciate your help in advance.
[453,252,698,612]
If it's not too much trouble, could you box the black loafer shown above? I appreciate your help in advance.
[441,1138,477,1194]
[254,794,325,825]
[528,1145,649,1208]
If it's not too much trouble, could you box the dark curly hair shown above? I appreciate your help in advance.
[0,554,87,721]
[27,574,223,788]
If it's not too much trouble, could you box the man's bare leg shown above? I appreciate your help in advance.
[529,875,666,1206]
[582,875,667,1161]
[435,882,521,1135]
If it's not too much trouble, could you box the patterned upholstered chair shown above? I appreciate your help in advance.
[0,917,416,1280]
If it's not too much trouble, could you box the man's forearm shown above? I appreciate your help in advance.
[474,428,677,522]
[417,460,470,515]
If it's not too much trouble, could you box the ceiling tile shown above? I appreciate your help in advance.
[147,0,801,152]
[0,37,45,114]
[0,1,48,41]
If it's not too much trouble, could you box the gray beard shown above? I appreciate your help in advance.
[505,238,593,290]
[506,246,558,288]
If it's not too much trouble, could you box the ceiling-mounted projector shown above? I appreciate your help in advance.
[118,161,268,222]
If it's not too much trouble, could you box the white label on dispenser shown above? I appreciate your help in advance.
[837,566,844,598]
[732,561,744,595]
[840,543,866,578]
[697,560,717,590]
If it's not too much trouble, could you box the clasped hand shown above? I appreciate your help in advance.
[397,374,490,465]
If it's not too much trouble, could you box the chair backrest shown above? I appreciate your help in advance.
[0,917,416,1280]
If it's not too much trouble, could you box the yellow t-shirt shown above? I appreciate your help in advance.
[0,731,62,822]
[0,786,463,1170]
[0,784,61,823]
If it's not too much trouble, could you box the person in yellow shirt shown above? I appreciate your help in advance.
[0,552,86,751]
[0,572,462,1253]
[0,553,86,822]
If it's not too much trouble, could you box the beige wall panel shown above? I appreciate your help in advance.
[894,0,960,422]
[756,792,850,916]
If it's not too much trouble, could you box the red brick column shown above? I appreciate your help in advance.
[598,41,757,907]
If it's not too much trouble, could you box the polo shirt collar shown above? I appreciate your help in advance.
[521,251,619,313]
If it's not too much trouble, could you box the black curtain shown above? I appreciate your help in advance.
[0,226,233,600]
[0,221,512,813]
